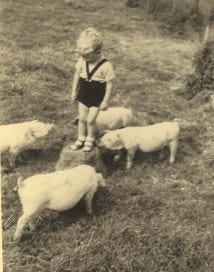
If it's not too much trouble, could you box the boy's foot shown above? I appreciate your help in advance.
[70,139,84,151]
[83,140,94,152]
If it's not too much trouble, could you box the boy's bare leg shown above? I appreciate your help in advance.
[70,102,89,150]
[86,107,100,140]
[83,107,100,151]
[78,102,89,140]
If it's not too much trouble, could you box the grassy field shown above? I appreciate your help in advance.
[1,0,214,271]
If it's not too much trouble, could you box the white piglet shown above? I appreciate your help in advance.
[14,165,105,242]
[98,122,180,169]
[0,120,54,168]
[73,107,134,136]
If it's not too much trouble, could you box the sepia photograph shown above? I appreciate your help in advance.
[1,0,214,271]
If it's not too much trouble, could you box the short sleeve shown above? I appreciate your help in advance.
[104,61,115,82]
[75,57,84,73]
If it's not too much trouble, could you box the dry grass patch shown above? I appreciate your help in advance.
[1,0,214,271]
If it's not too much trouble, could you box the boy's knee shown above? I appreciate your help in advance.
[79,117,87,125]
[87,118,96,126]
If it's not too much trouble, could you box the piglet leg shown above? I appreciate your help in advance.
[14,213,32,242]
[169,139,178,164]
[85,187,97,215]
[127,148,137,169]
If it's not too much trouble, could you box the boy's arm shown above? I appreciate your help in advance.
[100,80,113,110]
[71,71,80,101]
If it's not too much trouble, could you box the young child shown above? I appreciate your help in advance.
[70,28,115,152]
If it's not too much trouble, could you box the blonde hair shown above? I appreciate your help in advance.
[76,27,103,55]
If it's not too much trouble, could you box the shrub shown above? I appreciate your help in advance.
[182,40,214,99]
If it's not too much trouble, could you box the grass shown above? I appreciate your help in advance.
[1,0,214,271]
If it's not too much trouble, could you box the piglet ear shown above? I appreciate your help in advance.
[114,135,124,149]
[99,130,110,137]
[17,176,24,187]
[29,129,37,139]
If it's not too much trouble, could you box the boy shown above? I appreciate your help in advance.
[70,28,115,152]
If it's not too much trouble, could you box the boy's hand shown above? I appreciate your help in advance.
[71,93,77,102]
[100,102,108,111]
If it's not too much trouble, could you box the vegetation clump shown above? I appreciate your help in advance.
[182,40,214,99]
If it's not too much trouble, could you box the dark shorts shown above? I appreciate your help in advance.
[76,77,106,108]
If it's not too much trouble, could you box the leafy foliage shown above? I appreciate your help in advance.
[183,40,214,99]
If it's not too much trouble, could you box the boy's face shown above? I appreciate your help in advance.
[81,50,101,63]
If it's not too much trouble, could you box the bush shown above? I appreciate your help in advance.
[182,40,214,99]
